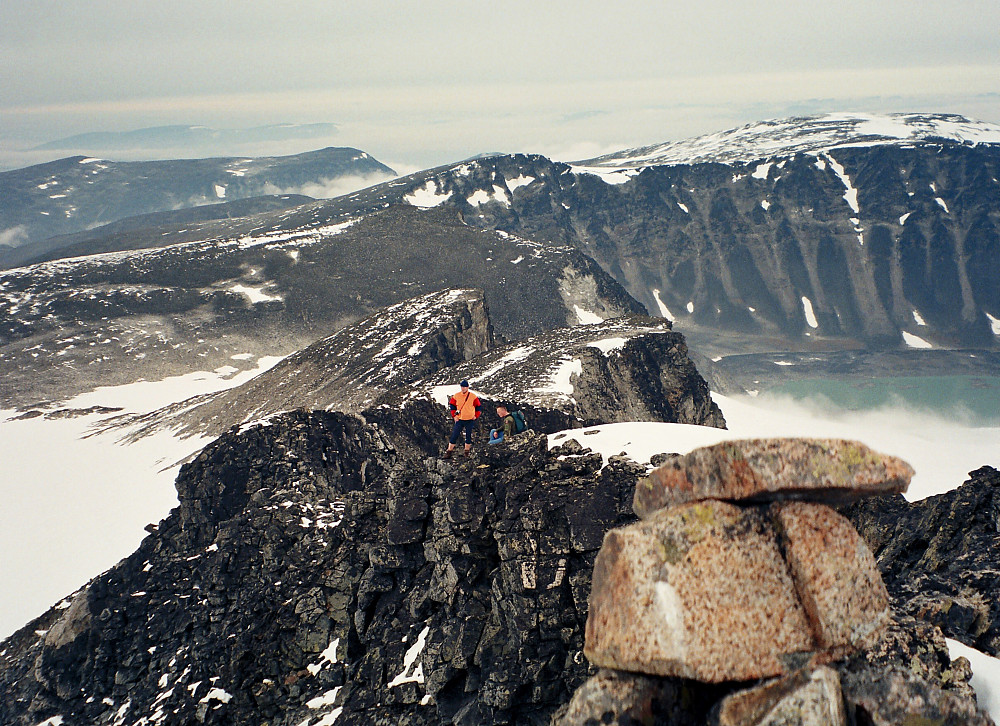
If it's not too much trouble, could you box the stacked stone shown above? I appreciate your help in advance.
[577,438,918,724]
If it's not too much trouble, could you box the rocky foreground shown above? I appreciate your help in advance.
[1,288,998,725]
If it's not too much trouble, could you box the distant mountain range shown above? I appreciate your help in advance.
[33,123,342,152]
[0,146,395,268]
[3,113,999,412]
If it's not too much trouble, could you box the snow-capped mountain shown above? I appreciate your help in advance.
[292,113,998,351]
[574,112,1000,168]
[0,147,395,268]
[0,206,643,410]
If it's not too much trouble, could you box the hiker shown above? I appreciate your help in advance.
[488,405,526,444]
[488,405,516,445]
[443,380,481,458]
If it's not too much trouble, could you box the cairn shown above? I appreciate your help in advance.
[565,438,917,724]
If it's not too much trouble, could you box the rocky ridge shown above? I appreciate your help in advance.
[100,288,498,441]
[0,205,643,409]
[0,371,995,723]
[399,313,726,430]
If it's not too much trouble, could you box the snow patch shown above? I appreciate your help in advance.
[751,162,772,180]
[467,186,510,207]
[588,338,629,354]
[912,310,927,326]
[686,301,694,314]
[935,197,950,213]
[229,284,282,304]
[573,305,604,325]
[677,202,689,213]
[388,626,429,688]
[760,199,770,211]
[536,357,583,398]
[199,687,232,705]
[571,166,641,185]
[651,289,674,321]
[899,212,912,225]
[404,180,451,208]
[801,296,819,328]
[307,687,342,709]
[505,174,535,191]
[987,312,1000,335]
[214,184,226,199]
[902,331,933,349]
[823,153,860,214]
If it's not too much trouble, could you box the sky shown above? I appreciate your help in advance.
[1,1,999,172]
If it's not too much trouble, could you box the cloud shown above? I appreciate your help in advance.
[262,171,398,200]
[0,226,28,248]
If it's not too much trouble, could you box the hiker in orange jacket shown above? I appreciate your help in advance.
[443,380,481,458]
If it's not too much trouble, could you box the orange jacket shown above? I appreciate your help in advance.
[449,390,481,421]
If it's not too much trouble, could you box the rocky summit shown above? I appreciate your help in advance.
[634,438,913,517]
[0,335,995,724]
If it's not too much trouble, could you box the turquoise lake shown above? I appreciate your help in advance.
[762,376,1000,427]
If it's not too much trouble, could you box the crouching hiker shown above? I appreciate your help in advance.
[488,405,526,445]
[443,380,481,459]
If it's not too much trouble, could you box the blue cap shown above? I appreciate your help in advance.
[460,380,469,388]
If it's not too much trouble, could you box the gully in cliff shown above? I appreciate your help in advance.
[442,380,481,459]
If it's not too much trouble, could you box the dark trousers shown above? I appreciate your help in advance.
[450,419,475,445]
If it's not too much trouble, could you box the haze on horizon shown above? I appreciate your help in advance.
[2,1,999,173]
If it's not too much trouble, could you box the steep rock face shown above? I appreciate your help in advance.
[845,465,1000,657]
[0,405,645,726]
[0,206,643,408]
[406,314,725,429]
[293,114,1000,350]
[0,147,394,268]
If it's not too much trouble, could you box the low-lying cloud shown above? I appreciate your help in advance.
[0,225,29,248]
[263,171,397,200]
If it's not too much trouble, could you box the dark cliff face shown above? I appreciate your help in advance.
[0,406,644,726]
[845,466,1000,656]
[407,313,725,429]
[299,134,1000,351]
[413,145,1000,349]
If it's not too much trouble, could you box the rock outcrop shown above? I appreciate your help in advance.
[585,439,901,682]
[845,465,1000,657]
[634,438,912,515]
[0,405,642,726]
[569,437,992,725]
[405,313,725,430]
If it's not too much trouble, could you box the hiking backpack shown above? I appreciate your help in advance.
[511,410,527,433]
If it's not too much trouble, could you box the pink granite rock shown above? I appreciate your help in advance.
[634,438,912,517]
[715,666,846,726]
[585,500,817,682]
[774,501,889,650]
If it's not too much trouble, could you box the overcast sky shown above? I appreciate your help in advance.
[2,1,999,170]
